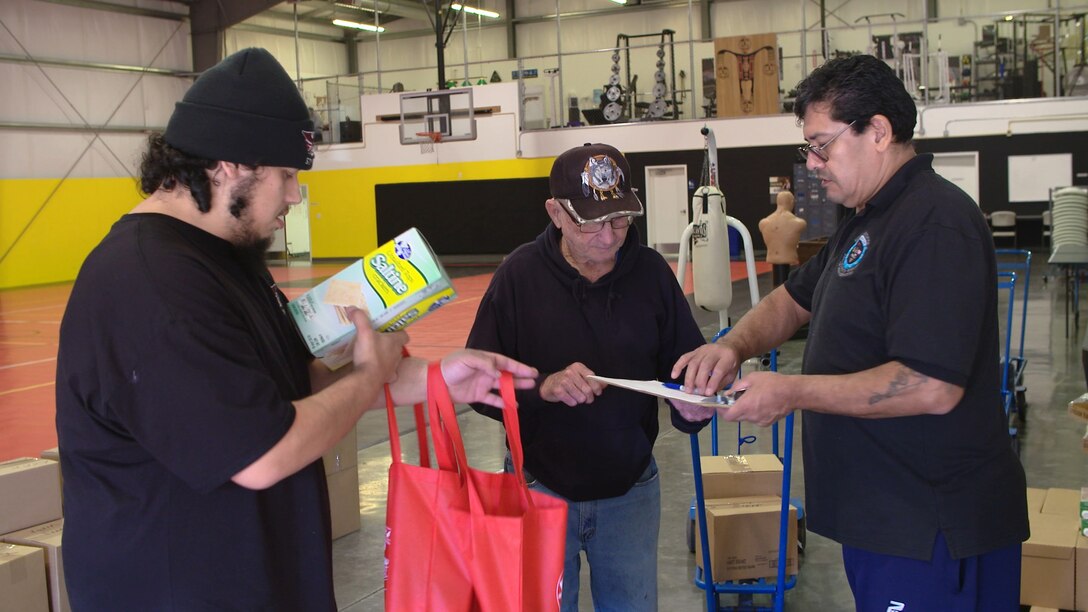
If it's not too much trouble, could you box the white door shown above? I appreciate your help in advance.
[932,152,980,206]
[645,165,690,254]
[286,184,312,259]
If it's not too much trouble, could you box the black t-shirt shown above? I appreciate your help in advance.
[785,154,1028,560]
[466,225,707,501]
[56,213,334,610]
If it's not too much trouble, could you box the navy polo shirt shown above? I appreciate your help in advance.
[785,154,1028,561]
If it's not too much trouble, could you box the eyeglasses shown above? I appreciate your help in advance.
[558,199,642,234]
[797,120,857,163]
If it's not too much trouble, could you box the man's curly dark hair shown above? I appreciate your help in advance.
[138,133,218,212]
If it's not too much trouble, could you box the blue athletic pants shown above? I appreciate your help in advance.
[841,531,1021,612]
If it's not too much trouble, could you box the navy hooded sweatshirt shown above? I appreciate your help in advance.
[467,223,707,501]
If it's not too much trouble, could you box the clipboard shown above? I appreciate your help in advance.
[588,375,731,405]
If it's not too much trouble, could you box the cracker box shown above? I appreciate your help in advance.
[288,228,456,369]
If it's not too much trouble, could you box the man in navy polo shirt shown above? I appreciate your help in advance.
[672,54,1028,611]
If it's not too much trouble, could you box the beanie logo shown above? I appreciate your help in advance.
[302,130,316,166]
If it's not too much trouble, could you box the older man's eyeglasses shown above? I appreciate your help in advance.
[559,199,641,234]
[797,120,857,163]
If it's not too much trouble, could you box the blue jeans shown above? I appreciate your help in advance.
[505,455,661,612]
[842,531,1021,612]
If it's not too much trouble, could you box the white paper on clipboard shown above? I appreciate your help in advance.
[588,375,724,405]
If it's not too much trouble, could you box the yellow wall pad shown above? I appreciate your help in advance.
[0,158,553,289]
[0,177,141,290]
[303,157,554,259]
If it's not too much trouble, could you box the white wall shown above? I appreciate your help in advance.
[0,0,191,179]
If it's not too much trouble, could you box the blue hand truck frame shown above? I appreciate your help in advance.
[995,249,1030,426]
[686,329,802,612]
[997,270,1021,455]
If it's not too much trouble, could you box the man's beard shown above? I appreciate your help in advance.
[227,173,274,263]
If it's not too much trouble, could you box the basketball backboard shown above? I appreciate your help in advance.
[399,88,477,144]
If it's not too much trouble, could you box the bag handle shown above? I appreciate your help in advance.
[426,362,534,507]
[426,361,468,475]
[385,348,430,468]
[497,372,530,493]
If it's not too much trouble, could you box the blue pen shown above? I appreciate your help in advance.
[662,381,744,405]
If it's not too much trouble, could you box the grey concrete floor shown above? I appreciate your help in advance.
[330,252,1088,611]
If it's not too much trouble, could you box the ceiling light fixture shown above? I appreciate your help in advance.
[450,4,500,18]
[332,18,385,32]
[335,1,376,12]
[607,0,628,5]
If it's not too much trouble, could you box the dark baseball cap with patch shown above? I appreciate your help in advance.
[549,143,643,222]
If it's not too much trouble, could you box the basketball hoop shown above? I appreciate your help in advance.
[416,131,442,154]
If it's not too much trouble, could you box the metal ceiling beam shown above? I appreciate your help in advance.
[0,121,163,133]
[353,0,692,43]
[254,5,406,32]
[189,0,282,72]
[0,53,190,76]
[33,0,186,21]
[232,22,349,43]
[337,0,429,22]
[511,0,693,26]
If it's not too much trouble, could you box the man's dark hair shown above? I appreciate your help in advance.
[793,54,917,143]
[139,133,218,212]
[139,133,258,214]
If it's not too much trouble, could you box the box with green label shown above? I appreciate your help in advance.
[287,227,456,370]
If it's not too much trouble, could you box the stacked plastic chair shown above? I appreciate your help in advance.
[1051,187,1088,248]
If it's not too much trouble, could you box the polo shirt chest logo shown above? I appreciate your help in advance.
[837,231,870,277]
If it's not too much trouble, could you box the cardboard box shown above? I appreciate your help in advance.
[288,227,456,370]
[0,459,62,535]
[38,449,62,502]
[1075,532,1087,611]
[693,495,797,582]
[1042,487,1082,517]
[0,544,48,612]
[322,427,360,540]
[326,468,361,540]
[1,520,68,612]
[1021,488,1079,610]
[321,428,358,477]
[700,454,784,499]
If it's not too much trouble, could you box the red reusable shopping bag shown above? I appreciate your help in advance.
[383,362,568,611]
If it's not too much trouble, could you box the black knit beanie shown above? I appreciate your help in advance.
[165,47,315,170]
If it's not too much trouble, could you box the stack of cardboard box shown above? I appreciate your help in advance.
[322,426,362,540]
[0,457,65,612]
[1021,487,1088,610]
[1,434,363,612]
[0,544,48,612]
[693,454,798,582]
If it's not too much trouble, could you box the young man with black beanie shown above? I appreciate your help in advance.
[55,47,536,610]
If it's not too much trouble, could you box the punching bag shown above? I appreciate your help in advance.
[691,185,732,313]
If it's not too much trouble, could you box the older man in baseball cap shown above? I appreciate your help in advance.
[466,143,714,611]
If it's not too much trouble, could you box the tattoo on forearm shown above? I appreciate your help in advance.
[868,367,928,405]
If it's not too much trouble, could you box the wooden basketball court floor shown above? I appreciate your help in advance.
[0,259,768,462]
